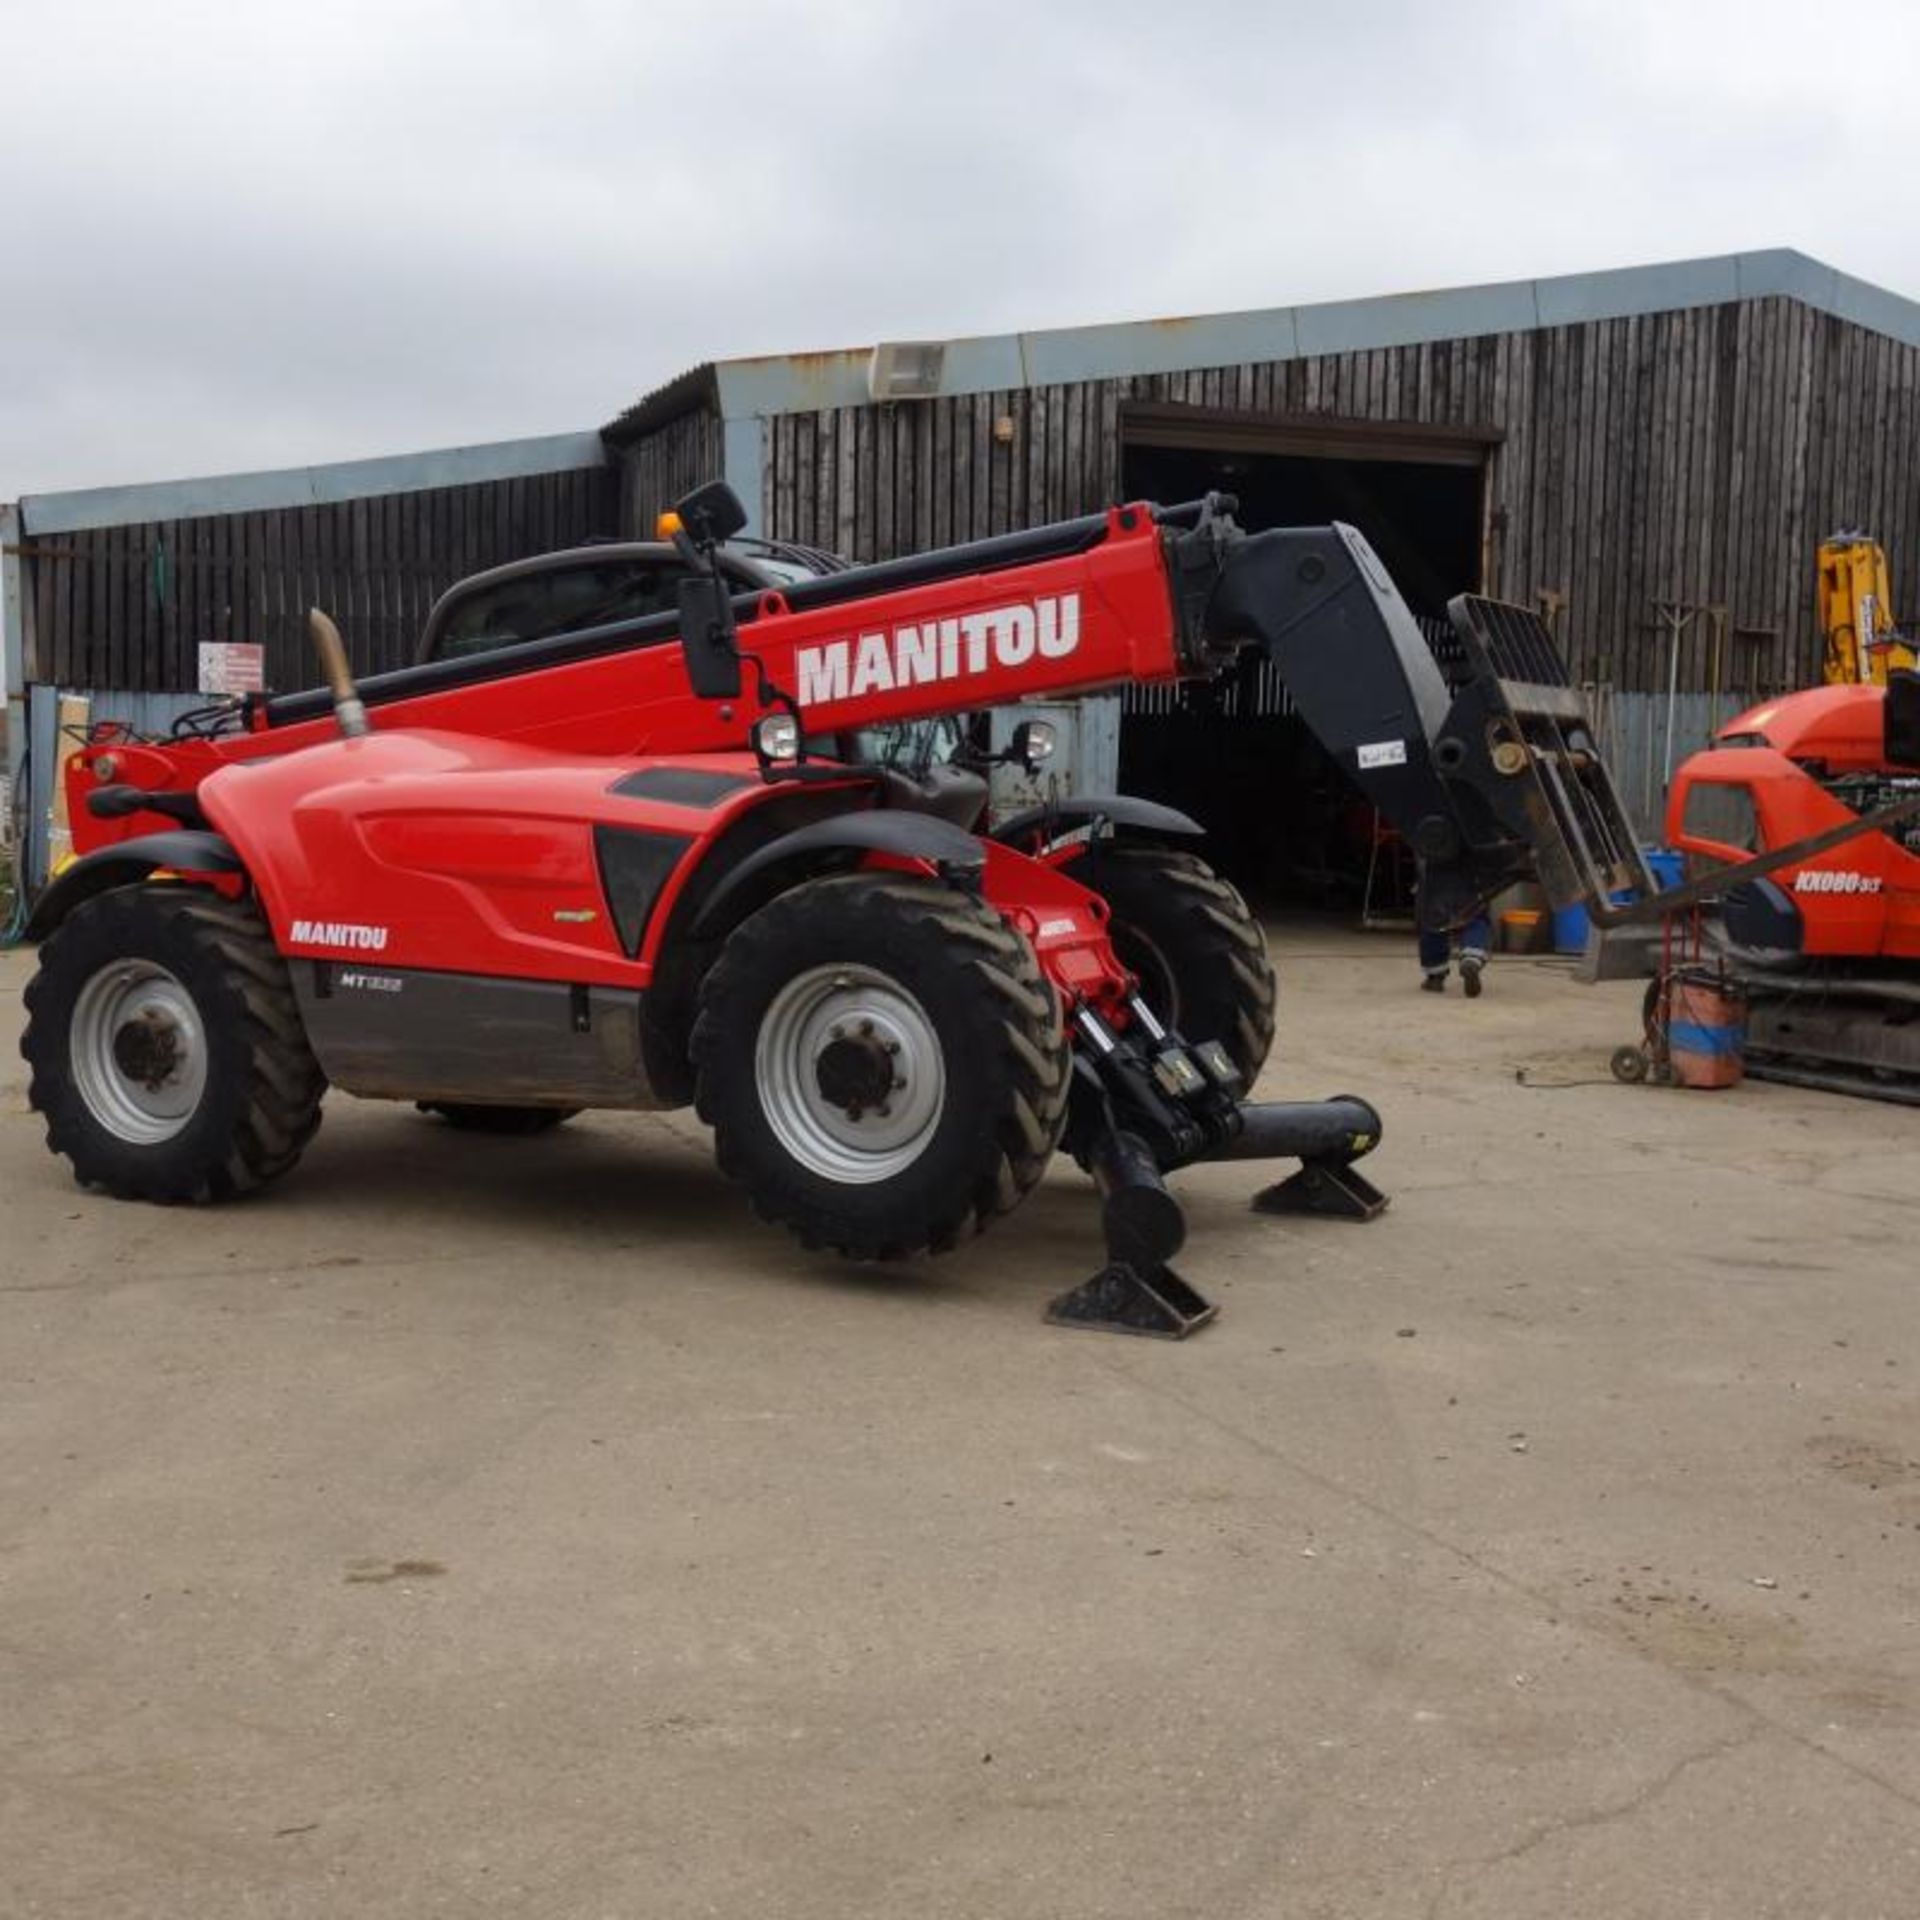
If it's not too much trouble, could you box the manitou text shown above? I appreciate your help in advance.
[289,919,392,951]
[795,594,1081,706]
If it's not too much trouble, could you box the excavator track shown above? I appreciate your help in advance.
[1735,971,1920,1106]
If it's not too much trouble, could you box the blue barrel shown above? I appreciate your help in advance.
[1644,847,1684,892]
[1554,887,1637,954]
[1552,903,1591,953]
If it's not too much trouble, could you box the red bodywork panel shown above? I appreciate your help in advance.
[200,735,758,987]
[1714,685,1891,770]
[182,734,1124,1005]
[1666,684,1920,960]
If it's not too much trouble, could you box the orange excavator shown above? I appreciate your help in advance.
[1664,533,1920,1099]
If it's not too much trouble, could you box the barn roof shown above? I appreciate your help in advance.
[605,249,1920,434]
[16,430,608,538]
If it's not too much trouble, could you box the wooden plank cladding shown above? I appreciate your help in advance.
[618,408,722,537]
[26,463,618,695]
[675,293,1920,697]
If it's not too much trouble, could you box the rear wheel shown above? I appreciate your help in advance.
[418,1103,578,1134]
[1081,845,1277,1084]
[691,874,1070,1258]
[22,886,327,1202]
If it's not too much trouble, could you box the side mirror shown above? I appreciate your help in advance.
[676,573,743,701]
[671,480,749,549]
[1887,670,1920,768]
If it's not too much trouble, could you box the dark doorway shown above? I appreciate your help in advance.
[1119,426,1487,909]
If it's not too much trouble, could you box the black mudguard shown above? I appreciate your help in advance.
[991,793,1202,851]
[24,831,244,940]
[691,811,986,936]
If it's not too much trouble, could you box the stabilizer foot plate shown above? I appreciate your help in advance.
[1044,1262,1218,1339]
[1253,1160,1389,1222]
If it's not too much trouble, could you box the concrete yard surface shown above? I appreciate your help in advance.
[4,924,1920,1918]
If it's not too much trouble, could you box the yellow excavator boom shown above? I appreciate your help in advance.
[1818,531,1920,685]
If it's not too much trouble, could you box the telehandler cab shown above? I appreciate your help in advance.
[23,482,1639,1334]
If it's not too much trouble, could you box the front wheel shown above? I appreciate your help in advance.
[691,874,1071,1259]
[1079,845,1277,1084]
[22,886,327,1202]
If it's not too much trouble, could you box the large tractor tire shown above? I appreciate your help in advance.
[691,873,1071,1260]
[418,1103,578,1134]
[22,886,327,1203]
[1084,845,1277,1085]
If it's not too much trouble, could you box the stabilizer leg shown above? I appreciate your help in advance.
[1044,1127,1218,1339]
[1203,1093,1391,1222]
[1044,1262,1217,1338]
[1252,1158,1389,1221]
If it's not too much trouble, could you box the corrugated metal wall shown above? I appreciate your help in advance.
[1594,691,1734,844]
[722,296,1920,697]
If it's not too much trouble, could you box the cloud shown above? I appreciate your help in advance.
[5,0,1919,498]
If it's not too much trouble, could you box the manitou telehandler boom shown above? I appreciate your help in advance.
[23,484,1639,1334]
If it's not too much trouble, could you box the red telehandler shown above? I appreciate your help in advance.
[22,484,1640,1333]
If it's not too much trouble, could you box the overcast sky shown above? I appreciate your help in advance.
[4,0,1918,502]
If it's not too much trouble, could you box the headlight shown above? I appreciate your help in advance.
[753,712,801,763]
[1009,719,1057,768]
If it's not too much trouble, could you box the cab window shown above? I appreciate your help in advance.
[433,560,690,660]
[1680,779,1760,852]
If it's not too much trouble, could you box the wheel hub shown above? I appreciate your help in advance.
[813,1023,901,1119]
[69,959,209,1145]
[112,1011,183,1089]
[755,965,945,1183]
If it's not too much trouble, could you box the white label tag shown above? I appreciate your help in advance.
[198,642,265,695]
[1357,738,1408,770]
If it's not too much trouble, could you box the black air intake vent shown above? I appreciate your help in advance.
[595,828,694,957]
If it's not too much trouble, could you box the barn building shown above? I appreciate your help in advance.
[8,248,1920,898]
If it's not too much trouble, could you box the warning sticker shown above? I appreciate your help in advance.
[198,642,265,695]
[1357,738,1409,770]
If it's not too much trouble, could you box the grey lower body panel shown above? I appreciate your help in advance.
[293,963,675,1109]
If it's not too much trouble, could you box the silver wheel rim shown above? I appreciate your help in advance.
[69,959,209,1145]
[754,964,946,1184]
